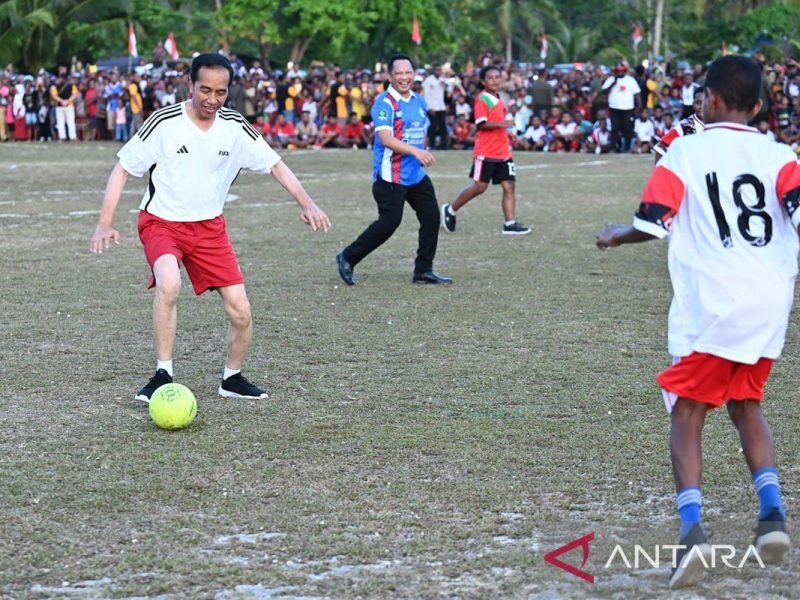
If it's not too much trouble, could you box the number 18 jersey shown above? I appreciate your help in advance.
[632,122,800,364]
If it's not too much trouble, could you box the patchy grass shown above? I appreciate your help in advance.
[1,143,799,598]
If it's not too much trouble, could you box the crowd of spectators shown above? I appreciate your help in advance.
[1,49,799,155]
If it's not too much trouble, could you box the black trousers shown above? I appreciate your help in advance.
[427,110,448,149]
[610,108,634,152]
[343,176,440,274]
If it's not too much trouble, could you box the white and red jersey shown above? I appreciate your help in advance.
[118,102,281,222]
[653,113,705,157]
[633,122,800,364]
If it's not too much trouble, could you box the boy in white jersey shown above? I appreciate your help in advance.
[597,56,800,589]
[90,54,330,402]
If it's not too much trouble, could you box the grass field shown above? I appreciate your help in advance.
[1,142,799,599]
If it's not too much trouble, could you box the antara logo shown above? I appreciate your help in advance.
[219,150,230,156]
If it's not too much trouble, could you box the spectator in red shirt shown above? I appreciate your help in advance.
[255,115,273,145]
[272,113,296,148]
[342,112,367,148]
[450,114,475,150]
[319,114,342,148]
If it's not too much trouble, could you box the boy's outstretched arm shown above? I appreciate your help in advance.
[596,223,657,249]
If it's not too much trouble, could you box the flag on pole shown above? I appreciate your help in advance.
[128,23,138,58]
[165,32,179,60]
[411,16,421,45]
[540,31,548,59]
[632,24,643,48]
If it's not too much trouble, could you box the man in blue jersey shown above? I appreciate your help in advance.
[336,54,452,286]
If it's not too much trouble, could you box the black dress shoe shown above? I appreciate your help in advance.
[336,251,355,286]
[412,271,453,284]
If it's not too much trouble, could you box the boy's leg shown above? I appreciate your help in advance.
[671,397,707,492]
[500,179,516,222]
[668,397,712,589]
[727,399,790,563]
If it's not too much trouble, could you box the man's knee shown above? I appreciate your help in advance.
[155,275,181,304]
[226,295,252,328]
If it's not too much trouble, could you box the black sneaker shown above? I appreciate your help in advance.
[218,373,269,399]
[502,221,532,235]
[668,523,712,589]
[135,368,173,402]
[441,203,456,233]
[754,508,790,564]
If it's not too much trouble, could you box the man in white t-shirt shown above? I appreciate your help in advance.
[601,63,641,152]
[633,108,655,154]
[681,73,699,119]
[422,64,450,149]
[597,55,799,590]
[90,54,330,402]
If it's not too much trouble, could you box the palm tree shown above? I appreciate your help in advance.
[548,22,599,63]
[0,0,130,72]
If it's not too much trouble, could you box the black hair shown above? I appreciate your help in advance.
[190,53,234,86]
[388,54,414,74]
[479,65,502,82]
[704,55,761,112]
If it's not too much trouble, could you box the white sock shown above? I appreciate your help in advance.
[504,219,516,227]
[223,366,241,380]
[447,205,457,216]
[157,359,173,377]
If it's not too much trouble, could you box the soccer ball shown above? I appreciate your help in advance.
[149,383,197,430]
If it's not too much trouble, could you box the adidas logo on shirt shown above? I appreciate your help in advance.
[177,145,189,154]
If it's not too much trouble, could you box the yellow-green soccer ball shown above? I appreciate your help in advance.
[149,383,197,430]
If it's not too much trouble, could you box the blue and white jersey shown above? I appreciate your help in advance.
[371,86,429,186]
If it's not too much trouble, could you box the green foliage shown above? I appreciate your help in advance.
[4,0,800,73]
[0,0,131,72]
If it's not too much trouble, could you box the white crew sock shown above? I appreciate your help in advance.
[223,366,241,380]
[157,359,173,377]
[504,219,516,227]
[447,205,457,216]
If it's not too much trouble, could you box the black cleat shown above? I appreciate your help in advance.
[668,523,712,589]
[336,251,355,286]
[135,368,173,402]
[502,221,532,235]
[441,203,456,233]
[754,508,790,564]
[218,372,269,399]
[412,271,453,284]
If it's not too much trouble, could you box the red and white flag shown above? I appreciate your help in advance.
[411,16,421,45]
[165,32,179,60]
[632,24,643,48]
[540,31,548,59]
[128,23,138,58]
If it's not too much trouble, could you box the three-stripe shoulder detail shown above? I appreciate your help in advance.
[218,108,260,141]
[138,104,183,140]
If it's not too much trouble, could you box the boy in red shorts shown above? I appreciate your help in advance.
[90,54,330,402]
[597,55,800,589]
[441,65,531,236]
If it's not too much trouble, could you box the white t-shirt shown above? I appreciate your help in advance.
[634,118,655,142]
[118,102,281,222]
[603,75,641,110]
[681,83,698,106]
[422,74,447,111]
[633,122,800,363]
[555,121,577,138]
[524,124,547,144]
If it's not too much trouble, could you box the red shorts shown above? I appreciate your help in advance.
[656,351,773,412]
[137,211,244,295]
